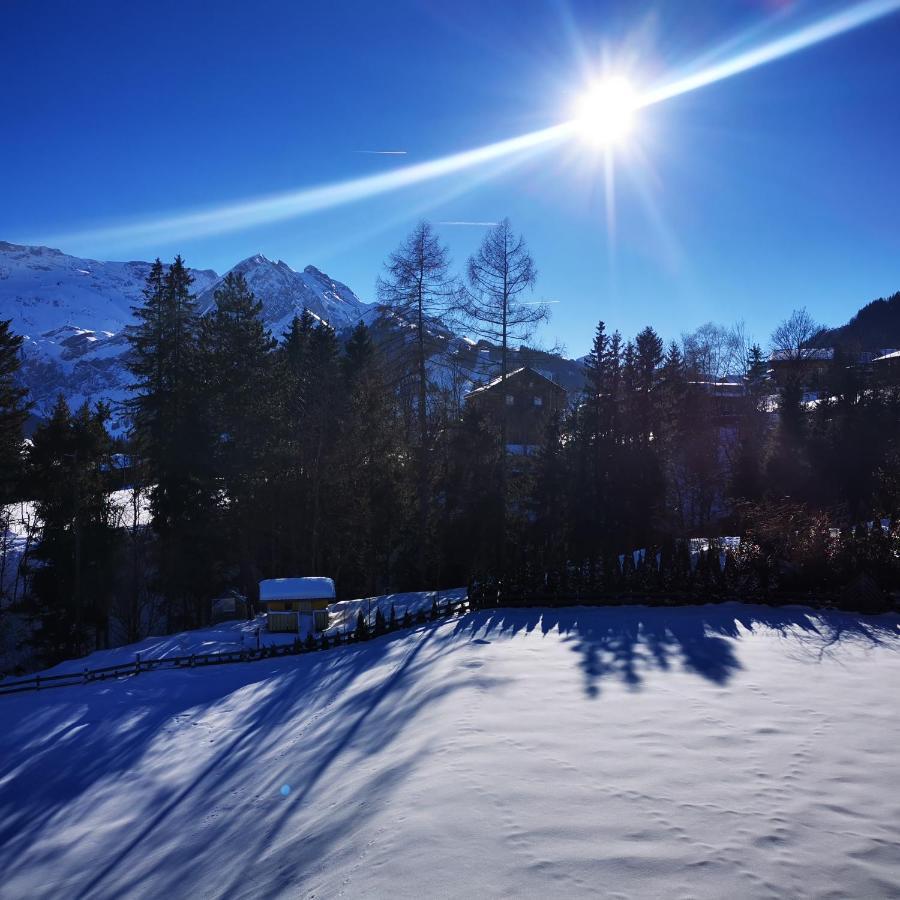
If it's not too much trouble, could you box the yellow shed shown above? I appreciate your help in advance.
[260,577,335,634]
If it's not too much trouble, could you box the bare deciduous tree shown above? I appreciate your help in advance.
[682,321,755,382]
[459,219,547,386]
[457,219,547,569]
[770,308,824,361]
[377,221,459,579]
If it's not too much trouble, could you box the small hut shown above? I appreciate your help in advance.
[210,589,249,624]
[260,577,335,635]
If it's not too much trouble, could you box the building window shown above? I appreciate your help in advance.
[505,394,514,406]
[533,396,543,407]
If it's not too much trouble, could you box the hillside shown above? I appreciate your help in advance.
[820,290,900,350]
[1,603,898,898]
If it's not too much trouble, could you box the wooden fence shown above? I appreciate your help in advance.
[0,597,469,697]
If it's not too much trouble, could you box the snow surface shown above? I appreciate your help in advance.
[259,576,336,602]
[2,602,899,898]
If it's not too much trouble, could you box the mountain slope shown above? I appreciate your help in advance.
[820,290,900,350]
[0,603,898,898]
[1,243,373,424]
[0,240,218,335]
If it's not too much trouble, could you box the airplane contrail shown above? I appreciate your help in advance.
[39,123,569,250]
[356,150,408,155]
[437,221,499,227]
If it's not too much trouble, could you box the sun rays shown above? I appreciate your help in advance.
[33,0,900,255]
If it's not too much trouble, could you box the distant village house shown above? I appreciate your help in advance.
[465,366,568,452]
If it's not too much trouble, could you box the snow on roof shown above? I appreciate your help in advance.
[466,366,566,399]
[259,577,336,601]
[873,350,900,362]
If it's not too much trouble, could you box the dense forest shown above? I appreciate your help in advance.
[1,220,899,664]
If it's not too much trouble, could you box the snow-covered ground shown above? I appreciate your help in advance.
[1,603,899,898]
[37,588,466,676]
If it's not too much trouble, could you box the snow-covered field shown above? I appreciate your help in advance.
[1,603,899,898]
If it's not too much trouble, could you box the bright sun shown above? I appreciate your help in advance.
[573,76,639,147]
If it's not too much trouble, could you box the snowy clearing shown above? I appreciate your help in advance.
[1,603,899,898]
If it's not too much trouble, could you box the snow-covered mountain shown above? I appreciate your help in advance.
[1,242,372,427]
[196,254,368,336]
[0,240,220,335]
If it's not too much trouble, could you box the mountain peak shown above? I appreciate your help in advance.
[198,255,369,334]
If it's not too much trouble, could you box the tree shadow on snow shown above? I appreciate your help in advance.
[450,603,900,699]
[0,604,897,897]
[0,620,494,899]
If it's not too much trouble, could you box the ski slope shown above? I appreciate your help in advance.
[1,603,899,898]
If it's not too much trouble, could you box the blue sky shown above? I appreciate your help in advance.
[2,0,899,356]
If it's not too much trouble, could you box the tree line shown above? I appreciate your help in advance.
[1,220,898,663]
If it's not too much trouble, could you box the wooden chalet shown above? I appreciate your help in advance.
[465,366,568,451]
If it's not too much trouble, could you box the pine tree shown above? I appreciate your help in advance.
[0,319,29,502]
[333,321,405,596]
[199,271,277,595]
[530,409,567,575]
[27,397,118,661]
[127,256,217,626]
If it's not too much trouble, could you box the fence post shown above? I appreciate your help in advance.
[135,653,141,675]
[36,674,40,691]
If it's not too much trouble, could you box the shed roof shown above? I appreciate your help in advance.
[259,577,336,601]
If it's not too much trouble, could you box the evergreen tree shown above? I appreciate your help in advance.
[0,319,29,502]
[332,321,405,596]
[530,410,568,575]
[356,609,368,639]
[127,256,217,626]
[199,272,277,595]
[27,397,118,661]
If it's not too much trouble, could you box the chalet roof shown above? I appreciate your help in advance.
[259,577,336,602]
[465,366,567,400]
[873,350,900,363]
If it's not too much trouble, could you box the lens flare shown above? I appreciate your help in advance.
[31,0,900,253]
[574,77,639,147]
